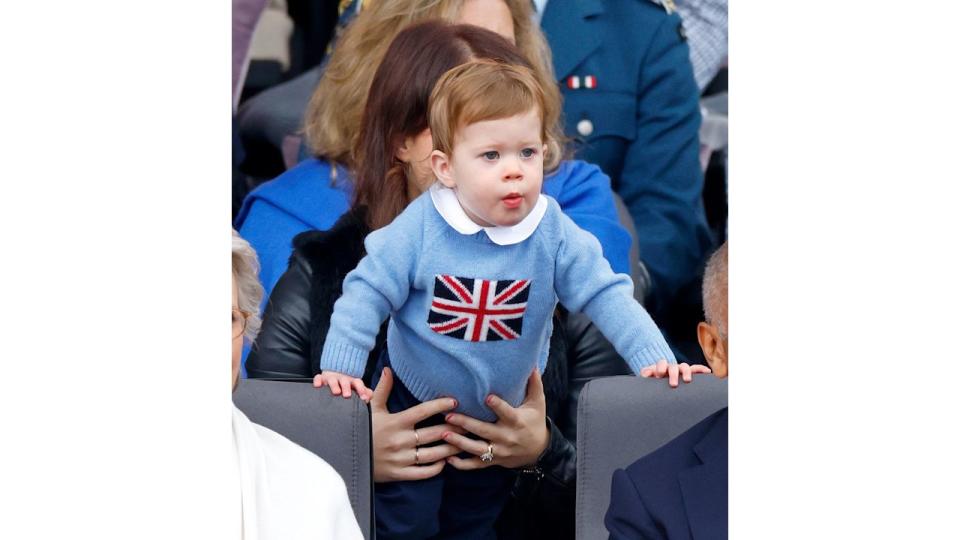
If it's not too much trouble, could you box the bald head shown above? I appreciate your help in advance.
[702,242,728,336]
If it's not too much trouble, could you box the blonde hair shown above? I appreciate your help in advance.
[232,230,264,341]
[429,60,561,170]
[702,241,728,336]
[304,0,556,168]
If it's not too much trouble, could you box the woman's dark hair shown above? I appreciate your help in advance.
[353,20,554,231]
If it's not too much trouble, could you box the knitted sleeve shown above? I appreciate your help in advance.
[553,209,676,373]
[319,203,424,376]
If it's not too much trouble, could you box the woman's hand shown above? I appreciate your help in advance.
[640,359,712,387]
[313,370,373,401]
[442,370,550,470]
[369,367,464,482]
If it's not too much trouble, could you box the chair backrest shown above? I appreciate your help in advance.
[233,379,374,540]
[576,376,728,540]
[611,193,650,302]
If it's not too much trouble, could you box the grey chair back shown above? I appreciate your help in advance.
[576,376,728,540]
[611,193,650,302]
[233,379,374,539]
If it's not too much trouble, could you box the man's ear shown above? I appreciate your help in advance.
[697,322,727,378]
[431,150,455,188]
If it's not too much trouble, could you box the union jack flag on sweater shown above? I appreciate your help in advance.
[428,275,530,342]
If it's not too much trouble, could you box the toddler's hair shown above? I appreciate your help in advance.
[429,60,560,168]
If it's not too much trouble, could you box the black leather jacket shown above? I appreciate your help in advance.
[246,208,631,539]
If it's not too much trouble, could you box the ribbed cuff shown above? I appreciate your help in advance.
[319,340,368,377]
[626,340,677,373]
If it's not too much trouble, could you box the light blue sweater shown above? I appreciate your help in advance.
[320,191,675,421]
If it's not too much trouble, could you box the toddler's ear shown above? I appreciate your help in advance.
[431,150,456,188]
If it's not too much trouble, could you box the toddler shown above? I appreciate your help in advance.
[318,60,678,537]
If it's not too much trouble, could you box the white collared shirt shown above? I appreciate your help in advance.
[428,182,548,246]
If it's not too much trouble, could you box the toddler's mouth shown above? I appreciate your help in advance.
[502,193,523,209]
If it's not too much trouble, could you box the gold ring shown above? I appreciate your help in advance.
[414,447,420,466]
[414,428,420,446]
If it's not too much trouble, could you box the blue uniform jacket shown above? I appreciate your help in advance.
[541,0,714,314]
[234,158,633,305]
[605,407,728,540]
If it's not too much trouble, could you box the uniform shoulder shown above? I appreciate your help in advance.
[587,0,680,47]
[608,0,682,25]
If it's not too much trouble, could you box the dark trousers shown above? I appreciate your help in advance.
[372,352,517,540]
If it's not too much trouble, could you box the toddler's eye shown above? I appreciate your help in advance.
[520,148,537,158]
[482,151,500,161]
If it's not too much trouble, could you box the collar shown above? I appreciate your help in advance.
[429,183,548,245]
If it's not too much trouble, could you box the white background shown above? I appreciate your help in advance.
[1,1,959,538]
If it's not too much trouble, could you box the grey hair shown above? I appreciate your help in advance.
[702,241,728,337]
[232,230,264,341]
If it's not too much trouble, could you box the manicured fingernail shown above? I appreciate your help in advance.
[445,414,454,423]
[442,432,450,440]
[486,396,494,405]
[450,399,458,408]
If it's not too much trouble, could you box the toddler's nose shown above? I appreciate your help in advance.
[502,157,523,181]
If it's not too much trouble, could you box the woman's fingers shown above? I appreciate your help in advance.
[370,368,392,412]
[393,460,446,481]
[444,413,498,441]
[399,396,458,425]
[521,370,546,408]
[485,395,520,424]
[415,424,465,445]
[446,455,487,471]
[441,431,489,456]
[414,443,461,464]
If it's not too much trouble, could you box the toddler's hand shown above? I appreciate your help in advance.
[640,359,712,388]
[313,370,373,402]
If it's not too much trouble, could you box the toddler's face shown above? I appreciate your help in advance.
[438,109,546,227]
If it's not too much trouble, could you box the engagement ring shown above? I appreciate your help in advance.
[480,443,494,463]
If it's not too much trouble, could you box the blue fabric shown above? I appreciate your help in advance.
[541,0,715,315]
[320,193,674,421]
[605,408,728,540]
[234,158,632,307]
[234,159,352,311]
[370,352,515,540]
